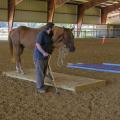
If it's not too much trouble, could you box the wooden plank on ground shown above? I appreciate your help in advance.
[3,69,106,93]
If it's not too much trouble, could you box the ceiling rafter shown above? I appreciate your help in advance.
[55,0,70,8]
[82,0,109,10]
[15,0,23,5]
[97,0,120,8]
[101,3,120,14]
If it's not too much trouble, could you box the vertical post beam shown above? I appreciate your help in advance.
[47,0,55,22]
[77,5,84,37]
[76,0,108,37]
[8,0,16,32]
[101,9,108,24]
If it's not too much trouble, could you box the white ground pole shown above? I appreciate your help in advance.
[103,63,120,66]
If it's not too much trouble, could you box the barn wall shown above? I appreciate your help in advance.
[0,0,7,21]
[0,0,101,24]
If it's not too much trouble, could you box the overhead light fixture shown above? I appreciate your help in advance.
[113,1,119,4]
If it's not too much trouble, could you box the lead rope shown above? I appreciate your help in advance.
[57,45,69,67]
[47,46,69,94]
[47,56,59,94]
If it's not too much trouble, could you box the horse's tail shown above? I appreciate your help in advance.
[8,31,15,63]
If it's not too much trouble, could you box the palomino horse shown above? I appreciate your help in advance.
[8,26,75,73]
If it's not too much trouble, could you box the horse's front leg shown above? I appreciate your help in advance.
[19,62,24,74]
[16,64,20,73]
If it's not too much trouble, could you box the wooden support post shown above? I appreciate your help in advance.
[47,0,70,22]
[101,9,107,24]
[8,0,16,32]
[76,0,108,37]
[77,5,84,37]
[47,0,55,22]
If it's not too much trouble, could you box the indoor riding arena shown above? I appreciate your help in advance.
[0,0,120,120]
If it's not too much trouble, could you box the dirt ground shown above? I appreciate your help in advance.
[0,38,120,120]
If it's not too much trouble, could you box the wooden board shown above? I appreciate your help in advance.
[3,69,106,93]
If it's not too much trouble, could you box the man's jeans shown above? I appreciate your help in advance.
[34,59,48,89]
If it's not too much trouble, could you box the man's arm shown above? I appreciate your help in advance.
[36,43,48,57]
[36,32,49,57]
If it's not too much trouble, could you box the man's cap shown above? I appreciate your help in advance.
[46,22,54,29]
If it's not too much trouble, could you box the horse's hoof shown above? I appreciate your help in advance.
[21,71,25,75]
[16,70,25,75]
[16,70,21,74]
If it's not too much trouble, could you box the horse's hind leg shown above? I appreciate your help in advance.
[15,45,24,74]
[19,45,24,74]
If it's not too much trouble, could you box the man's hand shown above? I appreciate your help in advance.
[43,52,49,57]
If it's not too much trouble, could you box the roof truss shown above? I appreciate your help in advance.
[101,3,120,14]
[15,0,23,5]
[55,0,70,8]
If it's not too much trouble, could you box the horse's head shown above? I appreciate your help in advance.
[53,27,75,52]
[63,28,75,52]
